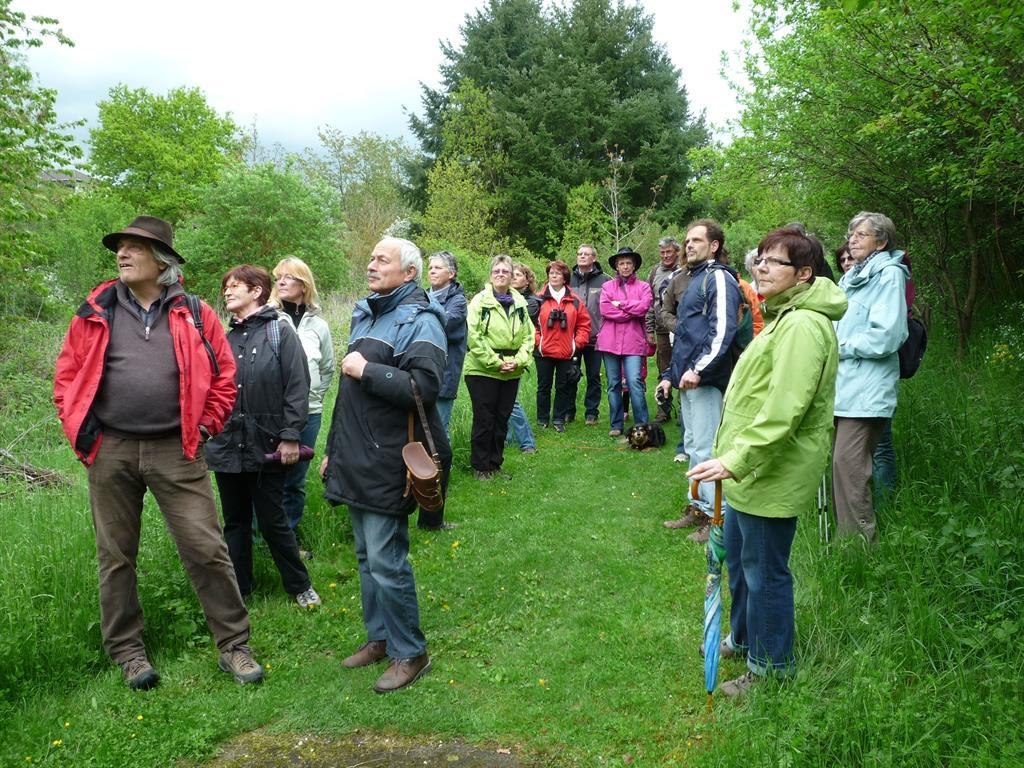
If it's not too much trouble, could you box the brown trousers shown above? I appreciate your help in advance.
[832,417,887,543]
[655,332,673,377]
[87,433,249,664]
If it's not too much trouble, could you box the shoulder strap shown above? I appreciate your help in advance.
[185,293,220,375]
[265,317,282,356]
[410,379,439,459]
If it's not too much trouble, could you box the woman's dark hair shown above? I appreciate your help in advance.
[757,227,824,283]
[834,240,853,273]
[546,259,571,285]
[222,264,272,306]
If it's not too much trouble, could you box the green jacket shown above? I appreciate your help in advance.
[463,285,534,380]
[715,278,847,518]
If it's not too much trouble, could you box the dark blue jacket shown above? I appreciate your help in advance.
[431,281,468,400]
[323,281,452,515]
[667,260,742,393]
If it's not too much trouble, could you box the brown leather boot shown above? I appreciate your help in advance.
[373,653,431,693]
[342,640,388,669]
[664,505,707,529]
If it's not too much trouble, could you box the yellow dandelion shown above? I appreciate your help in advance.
[538,678,547,686]
[63,722,70,728]
[449,679,455,685]
[51,740,62,747]
[451,540,460,549]
[265,663,272,670]
[329,583,337,589]
[136,715,143,721]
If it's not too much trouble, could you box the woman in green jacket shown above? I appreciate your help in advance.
[689,226,847,697]
[464,254,535,479]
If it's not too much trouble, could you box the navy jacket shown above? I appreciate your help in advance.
[667,260,742,393]
[430,281,468,400]
[323,281,452,515]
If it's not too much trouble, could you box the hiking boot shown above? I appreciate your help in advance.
[687,523,711,543]
[342,640,388,669]
[420,521,458,532]
[553,422,565,433]
[585,416,598,426]
[719,670,759,698]
[521,446,537,454]
[219,645,264,685]
[699,638,744,660]
[299,548,314,561]
[373,653,431,693]
[121,656,159,691]
[609,428,622,437]
[673,452,688,463]
[664,505,707,529]
[295,587,321,608]
[474,470,494,480]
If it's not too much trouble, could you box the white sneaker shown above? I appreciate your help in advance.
[674,452,688,463]
[295,587,321,608]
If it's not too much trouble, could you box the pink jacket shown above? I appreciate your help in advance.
[596,275,653,356]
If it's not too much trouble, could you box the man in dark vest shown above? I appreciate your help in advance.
[54,216,262,690]
[568,243,611,425]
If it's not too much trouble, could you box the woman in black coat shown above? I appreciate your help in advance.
[204,265,320,608]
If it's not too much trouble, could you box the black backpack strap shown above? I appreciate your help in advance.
[185,293,220,376]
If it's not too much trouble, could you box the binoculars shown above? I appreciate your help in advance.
[547,308,568,330]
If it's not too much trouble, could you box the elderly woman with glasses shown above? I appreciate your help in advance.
[832,212,909,543]
[463,254,535,479]
[688,226,847,697]
[269,257,335,553]
[425,251,468,435]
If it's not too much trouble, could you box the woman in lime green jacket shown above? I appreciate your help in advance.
[463,254,535,479]
[689,226,847,697]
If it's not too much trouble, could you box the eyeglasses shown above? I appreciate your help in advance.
[491,268,512,275]
[840,255,855,263]
[847,230,875,241]
[276,273,303,283]
[753,256,795,268]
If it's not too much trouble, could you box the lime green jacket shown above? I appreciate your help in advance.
[715,279,847,518]
[463,285,534,380]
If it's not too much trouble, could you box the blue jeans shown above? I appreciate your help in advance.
[680,386,723,515]
[436,397,455,439]
[872,416,896,497]
[282,412,322,532]
[349,506,426,659]
[602,354,648,430]
[505,400,536,449]
[724,502,797,677]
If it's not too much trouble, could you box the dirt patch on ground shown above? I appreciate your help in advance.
[192,729,524,767]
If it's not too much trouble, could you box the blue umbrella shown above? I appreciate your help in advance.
[693,479,725,713]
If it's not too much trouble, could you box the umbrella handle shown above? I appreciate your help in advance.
[689,478,723,525]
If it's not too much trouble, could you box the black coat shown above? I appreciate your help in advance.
[205,305,310,473]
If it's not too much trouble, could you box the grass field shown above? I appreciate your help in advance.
[1,311,1022,767]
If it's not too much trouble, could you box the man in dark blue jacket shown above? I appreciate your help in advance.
[658,219,741,541]
[321,237,451,693]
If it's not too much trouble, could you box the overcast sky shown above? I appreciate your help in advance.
[24,0,750,157]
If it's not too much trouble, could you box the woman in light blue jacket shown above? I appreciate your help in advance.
[832,212,908,542]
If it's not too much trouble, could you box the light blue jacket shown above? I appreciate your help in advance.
[834,249,909,418]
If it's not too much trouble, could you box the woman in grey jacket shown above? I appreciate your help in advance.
[205,265,320,608]
[270,257,335,549]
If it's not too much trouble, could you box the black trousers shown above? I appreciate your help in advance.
[465,374,520,472]
[535,356,576,426]
[215,471,311,597]
[568,345,603,420]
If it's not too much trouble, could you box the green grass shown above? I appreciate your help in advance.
[1,314,1022,766]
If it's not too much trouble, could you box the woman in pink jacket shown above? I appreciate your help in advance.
[596,248,653,436]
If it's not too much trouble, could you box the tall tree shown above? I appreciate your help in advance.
[89,85,241,223]
[411,0,707,253]
[0,1,81,316]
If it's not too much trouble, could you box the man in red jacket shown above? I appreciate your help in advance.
[53,216,262,690]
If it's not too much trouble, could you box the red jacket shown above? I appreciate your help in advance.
[534,285,592,359]
[53,279,236,466]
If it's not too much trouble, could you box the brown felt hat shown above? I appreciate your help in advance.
[102,215,184,264]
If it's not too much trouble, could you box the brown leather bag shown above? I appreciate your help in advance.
[402,380,445,511]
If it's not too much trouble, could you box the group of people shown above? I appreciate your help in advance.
[54,208,911,700]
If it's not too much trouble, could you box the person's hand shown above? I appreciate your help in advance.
[319,456,329,480]
[611,300,622,308]
[278,440,300,465]
[341,351,368,380]
[498,359,517,373]
[680,369,701,390]
[687,458,734,482]
[646,332,656,345]
[656,379,672,400]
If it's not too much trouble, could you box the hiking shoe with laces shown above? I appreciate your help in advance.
[521,446,537,454]
[553,422,565,433]
[373,653,431,693]
[674,452,688,463]
[343,639,389,668]
[585,416,598,426]
[609,428,622,437]
[121,656,159,690]
[219,645,264,684]
[719,670,759,698]
[295,587,322,608]
[699,638,744,660]
[687,523,711,543]
[664,505,708,529]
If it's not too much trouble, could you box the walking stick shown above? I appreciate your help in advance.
[817,473,831,544]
